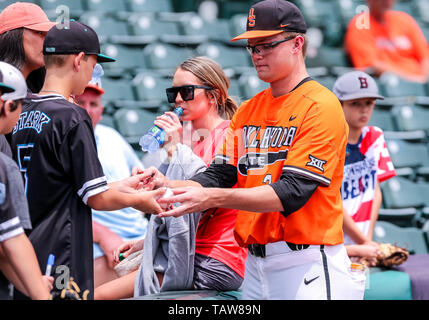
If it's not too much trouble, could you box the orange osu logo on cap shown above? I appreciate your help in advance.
[248,8,256,27]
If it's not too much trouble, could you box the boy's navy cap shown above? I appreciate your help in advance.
[333,71,384,101]
[43,21,115,63]
[0,70,15,94]
[231,0,307,42]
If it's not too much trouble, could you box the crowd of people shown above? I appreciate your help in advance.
[1,0,425,300]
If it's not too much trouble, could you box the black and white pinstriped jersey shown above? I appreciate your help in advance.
[10,93,107,298]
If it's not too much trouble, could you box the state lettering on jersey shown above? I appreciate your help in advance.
[238,150,288,176]
[341,157,377,201]
[242,125,297,149]
[13,110,51,135]
[237,125,297,176]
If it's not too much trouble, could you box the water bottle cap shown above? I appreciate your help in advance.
[174,106,183,116]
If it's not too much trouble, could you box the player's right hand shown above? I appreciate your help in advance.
[134,188,167,214]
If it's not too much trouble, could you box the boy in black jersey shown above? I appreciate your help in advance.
[10,21,164,299]
[0,62,53,299]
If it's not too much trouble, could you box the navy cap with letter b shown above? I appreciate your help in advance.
[43,21,115,63]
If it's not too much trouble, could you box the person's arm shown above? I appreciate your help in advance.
[158,172,320,218]
[86,187,165,214]
[367,181,382,241]
[0,234,52,300]
[158,184,283,218]
[92,221,123,268]
[345,244,379,266]
[342,207,370,245]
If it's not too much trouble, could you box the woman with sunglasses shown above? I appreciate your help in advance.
[94,56,246,299]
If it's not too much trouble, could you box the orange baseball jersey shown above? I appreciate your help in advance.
[215,80,349,246]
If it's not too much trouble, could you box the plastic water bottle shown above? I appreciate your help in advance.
[139,107,183,153]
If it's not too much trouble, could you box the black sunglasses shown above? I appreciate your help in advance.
[246,35,297,55]
[166,85,213,103]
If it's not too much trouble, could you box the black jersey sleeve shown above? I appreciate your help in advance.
[189,163,238,188]
[59,120,108,205]
[0,158,24,242]
[269,171,320,218]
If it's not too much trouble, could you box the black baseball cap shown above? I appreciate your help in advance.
[0,69,15,94]
[43,21,115,63]
[231,0,307,42]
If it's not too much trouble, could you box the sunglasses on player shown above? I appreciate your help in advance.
[166,85,213,103]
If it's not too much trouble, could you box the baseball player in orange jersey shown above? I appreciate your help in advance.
[146,0,366,299]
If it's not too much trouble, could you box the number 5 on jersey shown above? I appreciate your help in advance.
[16,143,34,195]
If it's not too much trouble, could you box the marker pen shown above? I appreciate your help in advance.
[45,254,55,276]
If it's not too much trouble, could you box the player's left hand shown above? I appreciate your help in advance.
[157,186,212,218]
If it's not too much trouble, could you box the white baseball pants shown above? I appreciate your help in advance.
[242,242,366,300]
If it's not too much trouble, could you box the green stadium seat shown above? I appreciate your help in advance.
[127,0,173,13]
[100,77,139,109]
[101,43,145,76]
[228,79,243,105]
[142,42,194,76]
[305,46,352,74]
[39,0,84,18]
[294,0,337,27]
[238,71,270,100]
[79,12,130,43]
[413,0,429,24]
[378,74,427,98]
[381,176,425,209]
[113,108,158,145]
[386,139,429,169]
[334,0,366,26]
[391,104,429,132]
[127,13,200,45]
[229,14,248,47]
[180,15,233,44]
[133,72,172,109]
[378,207,419,228]
[368,109,396,132]
[0,0,37,10]
[373,221,429,254]
[393,1,415,16]
[129,13,178,40]
[196,42,252,76]
[99,114,115,129]
[217,0,258,19]
[85,0,128,13]
[294,0,344,46]
[314,76,336,91]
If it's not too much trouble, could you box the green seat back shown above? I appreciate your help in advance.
[373,221,429,254]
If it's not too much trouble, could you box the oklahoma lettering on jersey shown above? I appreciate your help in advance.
[342,126,396,244]
[216,81,349,246]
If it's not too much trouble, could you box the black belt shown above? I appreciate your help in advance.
[248,242,310,258]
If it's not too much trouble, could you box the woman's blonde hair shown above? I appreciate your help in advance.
[178,56,238,120]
